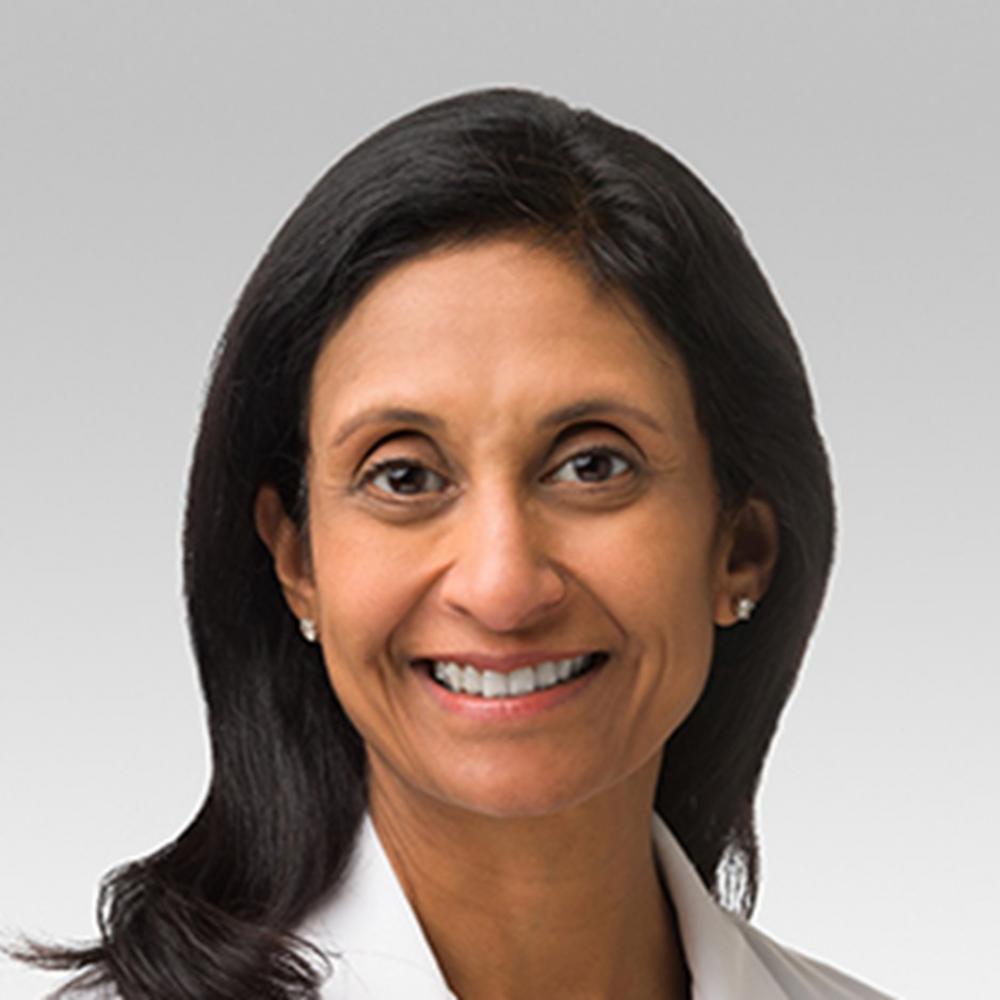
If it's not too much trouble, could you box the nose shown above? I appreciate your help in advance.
[439,490,568,633]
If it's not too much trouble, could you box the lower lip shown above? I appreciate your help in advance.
[413,657,607,721]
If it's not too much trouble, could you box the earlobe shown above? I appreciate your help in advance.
[714,496,780,627]
[254,484,316,622]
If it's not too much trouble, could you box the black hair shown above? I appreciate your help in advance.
[10,86,834,998]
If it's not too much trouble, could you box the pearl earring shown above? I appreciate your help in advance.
[735,597,756,622]
[299,617,318,643]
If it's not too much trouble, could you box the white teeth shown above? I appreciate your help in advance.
[444,662,463,692]
[536,660,557,688]
[482,670,508,698]
[433,661,463,694]
[427,653,602,698]
[508,667,536,695]
[461,664,482,695]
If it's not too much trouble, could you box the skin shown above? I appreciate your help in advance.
[256,237,778,1000]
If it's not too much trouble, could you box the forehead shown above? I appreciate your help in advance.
[308,238,696,438]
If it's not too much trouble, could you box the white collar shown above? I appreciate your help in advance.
[300,812,792,999]
[651,816,789,998]
[302,812,455,997]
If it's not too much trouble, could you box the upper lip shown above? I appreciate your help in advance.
[411,650,603,673]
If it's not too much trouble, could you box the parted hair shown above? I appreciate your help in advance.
[12,86,834,999]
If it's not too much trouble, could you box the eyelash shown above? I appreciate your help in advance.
[356,446,636,500]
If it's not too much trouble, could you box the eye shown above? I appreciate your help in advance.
[547,448,634,485]
[360,458,449,498]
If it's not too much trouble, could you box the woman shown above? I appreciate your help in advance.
[14,87,892,998]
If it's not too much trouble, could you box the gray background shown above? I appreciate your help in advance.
[2,2,997,997]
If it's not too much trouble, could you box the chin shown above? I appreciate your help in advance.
[432,760,613,821]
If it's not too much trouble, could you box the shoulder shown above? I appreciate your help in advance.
[733,917,896,999]
[651,815,896,998]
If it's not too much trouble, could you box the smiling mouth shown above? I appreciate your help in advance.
[412,652,609,699]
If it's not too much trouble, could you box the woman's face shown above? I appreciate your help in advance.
[267,237,761,819]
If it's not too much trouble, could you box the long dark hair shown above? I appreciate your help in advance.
[11,86,834,998]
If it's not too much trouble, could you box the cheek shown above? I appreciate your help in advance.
[576,499,721,624]
[312,525,413,652]
[305,523,417,725]
[307,525,429,758]
[580,502,720,738]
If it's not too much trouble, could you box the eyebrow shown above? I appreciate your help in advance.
[537,397,665,436]
[330,397,665,448]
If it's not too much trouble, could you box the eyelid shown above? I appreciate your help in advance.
[548,419,644,464]
[550,420,645,457]
[354,429,437,471]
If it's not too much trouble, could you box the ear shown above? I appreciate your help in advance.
[254,484,316,624]
[713,495,780,627]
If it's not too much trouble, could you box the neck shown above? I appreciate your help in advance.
[368,757,690,1000]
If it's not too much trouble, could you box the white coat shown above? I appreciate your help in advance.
[298,814,896,999]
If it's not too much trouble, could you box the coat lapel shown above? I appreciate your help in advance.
[652,816,789,999]
[301,814,457,999]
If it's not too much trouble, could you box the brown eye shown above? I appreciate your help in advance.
[363,459,448,497]
[548,448,633,485]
